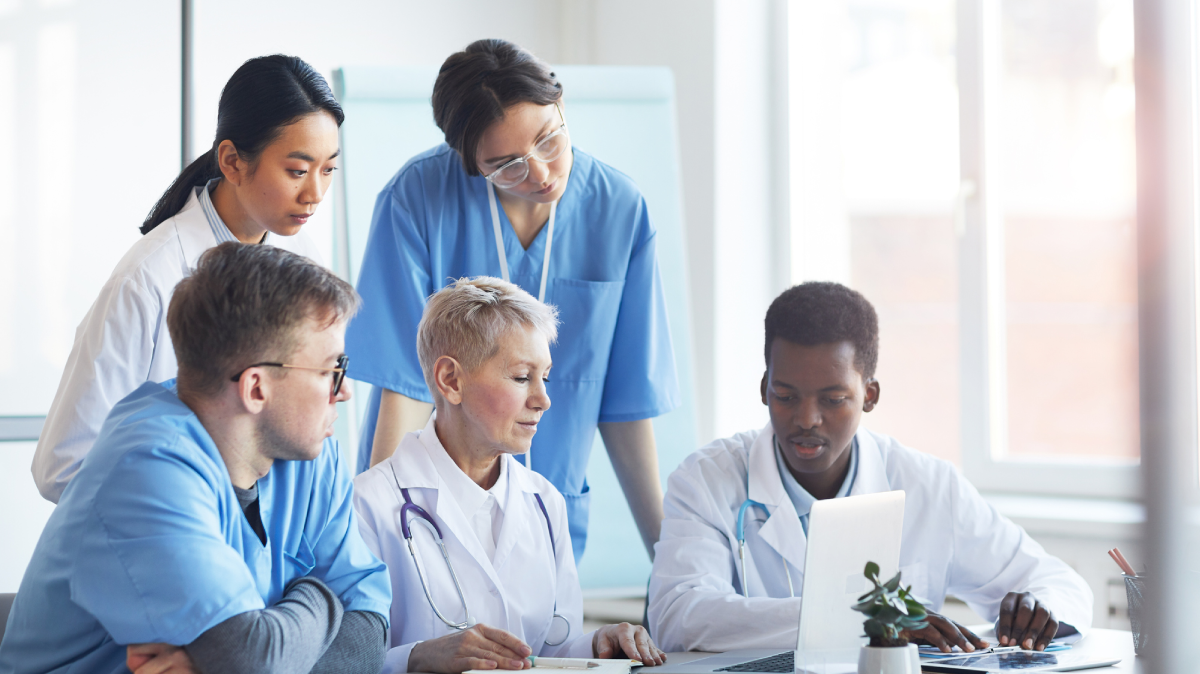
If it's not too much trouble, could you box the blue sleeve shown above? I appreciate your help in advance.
[308,440,393,620]
[345,171,435,402]
[77,445,264,646]
[598,197,681,422]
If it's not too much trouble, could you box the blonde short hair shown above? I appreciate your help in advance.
[418,277,559,403]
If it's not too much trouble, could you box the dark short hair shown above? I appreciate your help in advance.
[432,39,563,176]
[764,282,879,380]
[167,242,359,396]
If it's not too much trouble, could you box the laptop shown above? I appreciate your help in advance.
[653,490,906,674]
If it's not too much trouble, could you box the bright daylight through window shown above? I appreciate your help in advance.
[790,0,1139,483]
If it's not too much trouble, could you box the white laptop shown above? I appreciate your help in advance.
[652,490,906,674]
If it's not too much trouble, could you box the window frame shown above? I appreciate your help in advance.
[956,0,1141,499]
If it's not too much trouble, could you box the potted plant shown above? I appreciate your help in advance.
[851,561,928,674]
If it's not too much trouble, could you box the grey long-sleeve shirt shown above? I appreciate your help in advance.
[181,485,387,674]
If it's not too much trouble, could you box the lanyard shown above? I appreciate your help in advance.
[487,182,555,303]
[486,183,555,471]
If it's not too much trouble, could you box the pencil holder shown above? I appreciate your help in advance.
[1122,574,1147,655]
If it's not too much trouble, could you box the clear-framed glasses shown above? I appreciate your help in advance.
[231,354,349,396]
[484,106,569,189]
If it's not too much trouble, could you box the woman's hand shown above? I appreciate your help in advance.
[408,624,533,673]
[126,644,198,674]
[592,623,666,666]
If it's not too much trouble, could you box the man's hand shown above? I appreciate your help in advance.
[126,643,198,674]
[903,613,989,654]
[408,624,533,674]
[996,591,1058,651]
[592,622,666,666]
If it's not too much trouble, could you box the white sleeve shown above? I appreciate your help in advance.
[648,467,803,653]
[945,469,1094,636]
[381,643,419,674]
[32,276,161,503]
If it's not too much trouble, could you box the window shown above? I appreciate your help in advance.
[0,1,180,418]
[790,0,1140,497]
[790,0,961,463]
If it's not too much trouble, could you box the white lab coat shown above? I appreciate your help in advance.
[353,417,594,674]
[647,422,1094,653]
[31,188,321,502]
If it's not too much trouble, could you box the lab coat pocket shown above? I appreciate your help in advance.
[549,279,625,382]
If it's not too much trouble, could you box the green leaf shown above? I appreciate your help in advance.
[864,561,880,579]
[884,572,901,592]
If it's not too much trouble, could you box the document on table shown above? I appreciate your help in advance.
[467,660,642,674]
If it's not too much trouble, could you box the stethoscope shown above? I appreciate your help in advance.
[390,462,572,645]
[735,494,796,599]
[486,181,555,472]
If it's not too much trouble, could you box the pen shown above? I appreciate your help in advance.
[526,657,601,669]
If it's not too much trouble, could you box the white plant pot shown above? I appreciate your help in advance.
[856,644,921,674]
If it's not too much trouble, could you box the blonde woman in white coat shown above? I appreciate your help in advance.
[32,55,342,502]
[354,277,666,674]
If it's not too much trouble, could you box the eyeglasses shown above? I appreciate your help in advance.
[484,105,569,189]
[231,354,349,396]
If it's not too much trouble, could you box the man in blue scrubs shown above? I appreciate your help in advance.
[0,243,391,674]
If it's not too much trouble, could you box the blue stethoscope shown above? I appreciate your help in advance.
[736,498,796,599]
[390,462,571,645]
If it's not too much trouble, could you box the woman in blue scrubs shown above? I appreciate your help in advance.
[346,39,679,561]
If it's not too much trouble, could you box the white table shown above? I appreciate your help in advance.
[652,627,1140,672]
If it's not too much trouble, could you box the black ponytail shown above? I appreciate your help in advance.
[142,54,344,234]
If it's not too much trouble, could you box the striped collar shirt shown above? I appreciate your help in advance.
[196,178,238,244]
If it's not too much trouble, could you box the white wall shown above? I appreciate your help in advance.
[586,0,791,443]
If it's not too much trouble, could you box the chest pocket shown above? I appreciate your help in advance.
[548,279,625,382]
[284,537,316,575]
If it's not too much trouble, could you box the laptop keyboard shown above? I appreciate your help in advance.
[714,651,794,673]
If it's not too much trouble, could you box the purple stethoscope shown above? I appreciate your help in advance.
[389,462,571,645]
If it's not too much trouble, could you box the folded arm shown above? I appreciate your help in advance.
[127,577,385,674]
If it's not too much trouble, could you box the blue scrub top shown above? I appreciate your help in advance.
[0,382,392,674]
[346,144,680,559]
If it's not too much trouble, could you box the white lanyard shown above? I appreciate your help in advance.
[487,182,555,303]
[487,182,555,470]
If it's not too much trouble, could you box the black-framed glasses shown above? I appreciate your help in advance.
[231,354,349,396]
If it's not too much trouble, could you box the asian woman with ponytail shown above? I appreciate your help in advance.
[32,54,344,503]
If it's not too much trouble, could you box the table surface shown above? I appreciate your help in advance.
[649,627,1140,673]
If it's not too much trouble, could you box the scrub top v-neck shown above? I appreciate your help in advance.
[346,144,680,559]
